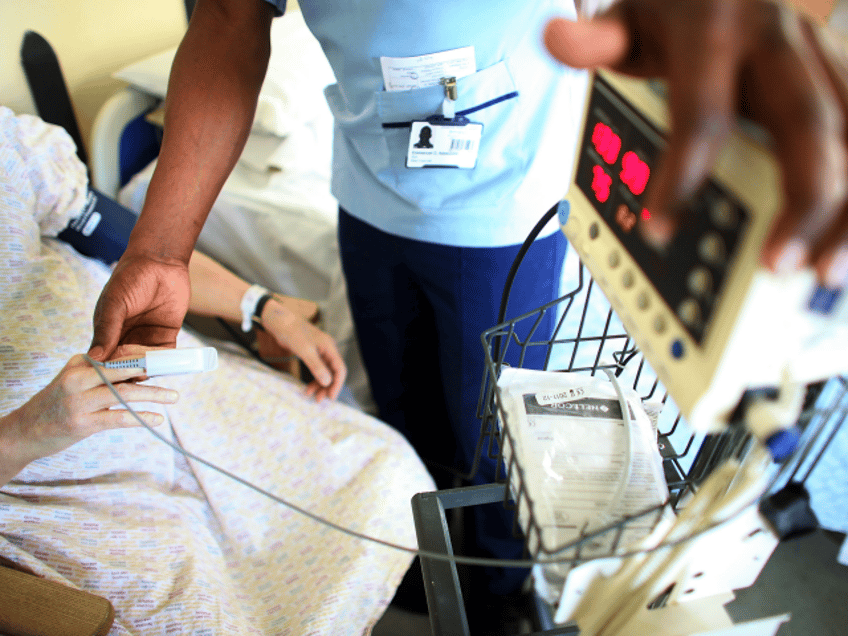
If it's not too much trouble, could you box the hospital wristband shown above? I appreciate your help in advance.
[240,284,273,332]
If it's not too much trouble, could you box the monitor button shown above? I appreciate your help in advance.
[698,232,726,266]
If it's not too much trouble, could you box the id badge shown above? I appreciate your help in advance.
[407,118,483,169]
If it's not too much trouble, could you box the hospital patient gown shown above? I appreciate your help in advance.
[0,107,435,634]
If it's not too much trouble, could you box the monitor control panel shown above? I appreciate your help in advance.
[562,70,848,433]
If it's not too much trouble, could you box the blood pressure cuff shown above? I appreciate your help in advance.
[56,188,136,265]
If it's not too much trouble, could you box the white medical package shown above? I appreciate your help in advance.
[495,367,672,608]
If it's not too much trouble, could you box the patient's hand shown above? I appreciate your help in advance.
[0,351,179,486]
[256,297,347,403]
[89,253,191,360]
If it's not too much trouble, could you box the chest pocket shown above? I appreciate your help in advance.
[325,60,527,211]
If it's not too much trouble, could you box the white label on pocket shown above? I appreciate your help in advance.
[381,46,475,92]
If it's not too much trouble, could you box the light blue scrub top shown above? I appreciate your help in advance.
[263,0,588,247]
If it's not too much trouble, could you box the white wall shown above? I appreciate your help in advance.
[1,0,188,156]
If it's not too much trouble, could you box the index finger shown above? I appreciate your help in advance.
[640,0,744,246]
[303,347,347,402]
[323,348,347,401]
[543,16,630,70]
[70,354,146,391]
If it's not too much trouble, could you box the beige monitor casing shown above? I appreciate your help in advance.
[562,70,848,433]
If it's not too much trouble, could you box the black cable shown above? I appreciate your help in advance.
[492,204,561,365]
[216,318,262,361]
[214,317,314,383]
[429,204,564,483]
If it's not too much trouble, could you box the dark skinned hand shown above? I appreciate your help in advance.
[545,0,848,289]
[88,253,190,362]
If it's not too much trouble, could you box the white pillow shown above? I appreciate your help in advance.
[112,10,335,137]
[112,46,176,100]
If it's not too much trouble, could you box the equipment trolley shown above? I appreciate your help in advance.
[412,247,848,636]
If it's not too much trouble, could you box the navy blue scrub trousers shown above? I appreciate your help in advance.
[338,207,566,595]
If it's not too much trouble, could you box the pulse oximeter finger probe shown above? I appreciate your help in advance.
[101,347,218,377]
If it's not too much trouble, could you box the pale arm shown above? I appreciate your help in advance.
[187,251,347,402]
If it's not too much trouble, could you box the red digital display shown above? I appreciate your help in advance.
[620,151,650,196]
[591,165,612,203]
[592,122,621,164]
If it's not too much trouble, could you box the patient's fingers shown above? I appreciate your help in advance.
[303,346,347,402]
[300,343,344,402]
[325,348,347,400]
[77,364,146,391]
[261,299,347,401]
[70,349,161,390]
[10,355,176,468]
[91,409,167,429]
[298,346,333,388]
[52,355,143,399]
[55,355,177,426]
[84,383,180,413]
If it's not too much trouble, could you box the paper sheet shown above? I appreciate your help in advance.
[497,368,672,602]
[380,46,475,92]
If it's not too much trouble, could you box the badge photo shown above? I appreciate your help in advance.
[406,119,483,169]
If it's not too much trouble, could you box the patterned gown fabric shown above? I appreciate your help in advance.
[0,107,435,634]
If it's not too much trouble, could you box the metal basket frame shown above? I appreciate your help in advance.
[473,257,847,565]
[412,249,847,636]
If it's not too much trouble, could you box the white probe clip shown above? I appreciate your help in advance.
[103,347,218,377]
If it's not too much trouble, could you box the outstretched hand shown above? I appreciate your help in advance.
[89,253,191,361]
[545,0,848,288]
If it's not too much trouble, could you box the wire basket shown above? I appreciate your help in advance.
[474,248,848,577]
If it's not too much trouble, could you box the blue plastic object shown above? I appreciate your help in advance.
[557,200,570,227]
[808,285,842,315]
[765,426,801,462]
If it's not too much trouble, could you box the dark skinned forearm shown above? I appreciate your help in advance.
[126,0,275,266]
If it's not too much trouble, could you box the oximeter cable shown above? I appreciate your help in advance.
[82,354,794,570]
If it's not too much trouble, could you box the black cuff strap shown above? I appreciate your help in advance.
[252,293,274,332]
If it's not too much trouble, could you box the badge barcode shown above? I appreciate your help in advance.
[450,139,474,151]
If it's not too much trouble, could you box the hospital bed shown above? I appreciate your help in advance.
[91,10,374,413]
[2,38,435,629]
[2,16,392,635]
